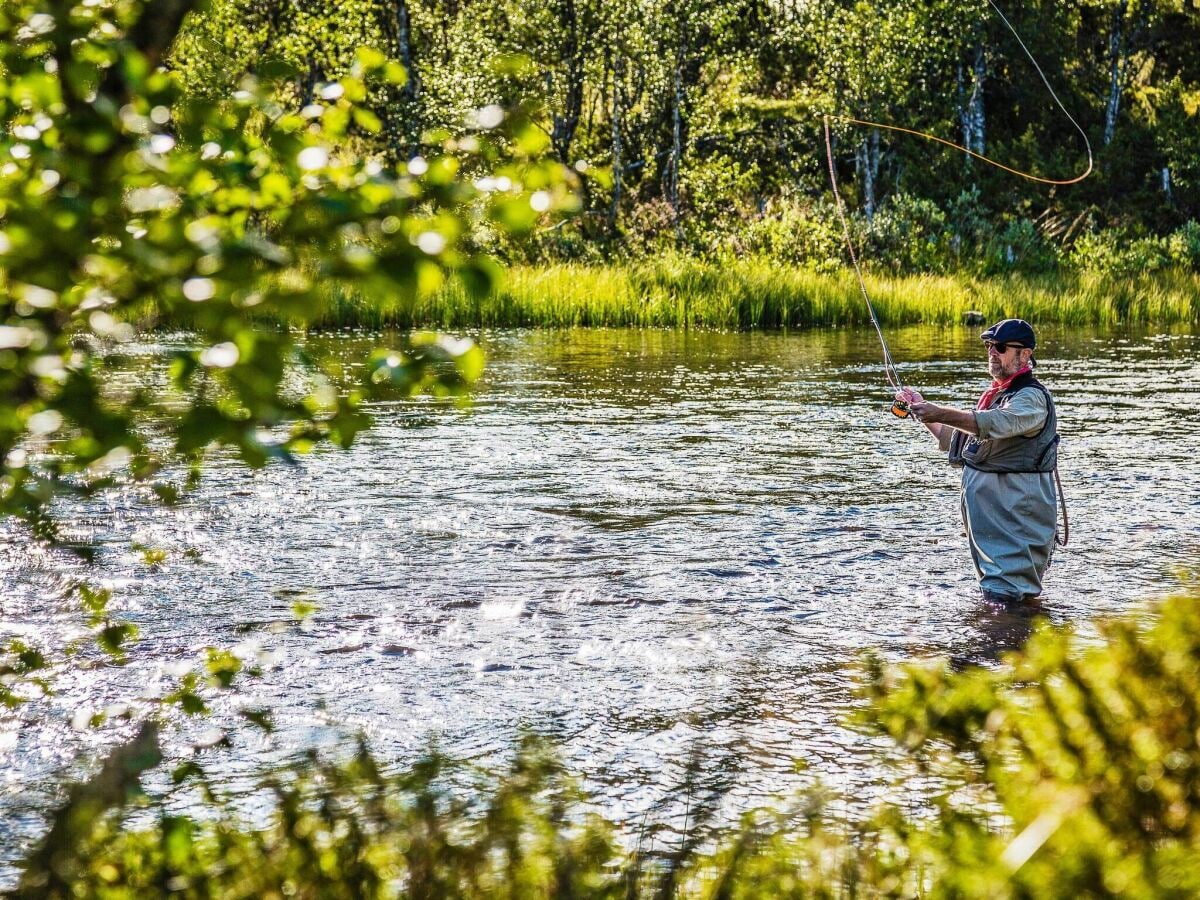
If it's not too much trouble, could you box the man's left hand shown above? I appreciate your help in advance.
[908,400,942,422]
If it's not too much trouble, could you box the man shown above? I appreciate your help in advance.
[897,319,1060,606]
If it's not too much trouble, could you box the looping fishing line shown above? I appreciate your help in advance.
[823,0,1094,401]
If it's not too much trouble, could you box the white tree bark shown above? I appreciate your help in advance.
[957,44,986,160]
[609,52,623,231]
[1104,0,1129,146]
[856,128,880,223]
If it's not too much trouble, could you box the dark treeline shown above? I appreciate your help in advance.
[172,1,1200,272]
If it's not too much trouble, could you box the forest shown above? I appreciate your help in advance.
[170,0,1200,274]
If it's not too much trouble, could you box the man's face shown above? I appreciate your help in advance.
[986,341,1030,379]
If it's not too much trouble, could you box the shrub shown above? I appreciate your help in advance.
[622,197,680,258]
[865,193,953,273]
[946,186,999,264]
[740,197,846,271]
[680,154,761,226]
[984,218,1061,275]
[1068,231,1175,276]
[1166,220,1200,270]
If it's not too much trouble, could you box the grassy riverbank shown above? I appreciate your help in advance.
[311,260,1200,331]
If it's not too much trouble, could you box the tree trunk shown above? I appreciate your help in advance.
[381,0,421,158]
[297,57,324,107]
[85,0,197,105]
[957,44,986,162]
[668,60,684,238]
[1104,0,1129,146]
[856,128,880,223]
[970,43,986,154]
[126,0,198,69]
[393,0,419,103]
[609,52,623,232]
[548,0,584,164]
[956,57,967,151]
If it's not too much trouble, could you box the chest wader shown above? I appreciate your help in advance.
[948,372,1069,548]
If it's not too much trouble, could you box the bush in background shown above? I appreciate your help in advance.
[864,194,953,274]
[740,196,846,272]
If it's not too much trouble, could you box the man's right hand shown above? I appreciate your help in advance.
[896,387,924,404]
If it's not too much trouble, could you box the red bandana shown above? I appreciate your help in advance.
[977,365,1032,411]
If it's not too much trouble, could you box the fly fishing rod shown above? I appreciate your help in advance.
[822,0,1094,420]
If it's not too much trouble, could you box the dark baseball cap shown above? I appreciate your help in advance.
[980,318,1035,349]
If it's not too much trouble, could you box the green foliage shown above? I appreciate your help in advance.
[291,597,319,622]
[982,218,1061,275]
[17,585,1200,897]
[5,2,1200,896]
[164,672,210,717]
[0,8,571,877]
[1068,221,1200,276]
[676,154,761,249]
[865,194,953,274]
[1166,220,1200,267]
[16,723,163,897]
[167,0,1200,274]
[17,736,626,899]
[94,623,138,660]
[0,638,50,708]
[74,582,139,662]
[860,588,1200,897]
[203,648,244,689]
[740,198,845,272]
[0,0,574,539]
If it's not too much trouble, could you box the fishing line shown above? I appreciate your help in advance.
[822,117,909,415]
[829,0,1094,188]
[823,0,1094,419]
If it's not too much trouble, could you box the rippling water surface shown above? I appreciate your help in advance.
[3,324,1199,871]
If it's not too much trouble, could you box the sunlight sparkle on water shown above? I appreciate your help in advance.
[416,231,446,255]
[199,342,239,368]
[3,325,1198,876]
[297,146,328,171]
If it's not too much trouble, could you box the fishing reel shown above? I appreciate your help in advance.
[890,398,911,419]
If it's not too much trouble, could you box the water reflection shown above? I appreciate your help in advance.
[951,600,1041,669]
[2,324,1199,875]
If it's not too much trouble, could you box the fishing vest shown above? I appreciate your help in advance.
[948,371,1059,474]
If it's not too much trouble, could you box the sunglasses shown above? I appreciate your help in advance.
[984,341,1025,354]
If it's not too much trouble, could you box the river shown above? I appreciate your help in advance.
[2,324,1198,874]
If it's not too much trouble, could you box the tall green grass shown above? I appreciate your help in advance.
[314,260,1200,331]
